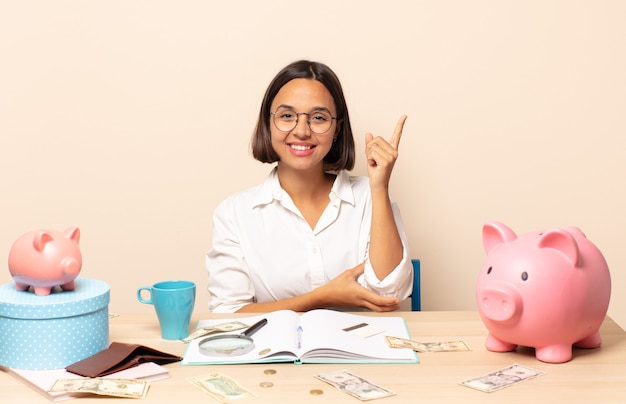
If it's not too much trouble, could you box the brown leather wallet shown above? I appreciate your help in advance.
[65,342,182,377]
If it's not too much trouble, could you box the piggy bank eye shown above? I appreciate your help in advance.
[521,272,529,281]
[487,266,493,275]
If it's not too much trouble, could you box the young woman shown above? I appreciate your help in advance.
[207,60,413,313]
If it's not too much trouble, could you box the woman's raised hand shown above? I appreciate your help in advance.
[364,115,408,191]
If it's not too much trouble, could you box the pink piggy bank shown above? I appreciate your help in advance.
[8,227,82,296]
[476,221,611,363]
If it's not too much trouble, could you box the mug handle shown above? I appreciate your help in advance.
[137,287,153,304]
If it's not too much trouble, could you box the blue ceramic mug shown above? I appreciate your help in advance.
[137,280,196,340]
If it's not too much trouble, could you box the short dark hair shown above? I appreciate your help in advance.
[251,60,355,171]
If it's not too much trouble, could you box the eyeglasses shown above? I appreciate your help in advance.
[270,108,337,134]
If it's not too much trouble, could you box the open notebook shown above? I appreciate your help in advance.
[182,309,418,365]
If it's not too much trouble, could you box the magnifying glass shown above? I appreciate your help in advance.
[198,318,268,357]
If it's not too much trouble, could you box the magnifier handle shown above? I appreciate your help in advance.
[243,318,268,337]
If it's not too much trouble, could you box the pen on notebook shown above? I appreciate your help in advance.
[297,325,303,349]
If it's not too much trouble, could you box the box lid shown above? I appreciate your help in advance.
[0,278,109,319]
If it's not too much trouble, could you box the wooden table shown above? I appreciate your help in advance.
[1,311,625,403]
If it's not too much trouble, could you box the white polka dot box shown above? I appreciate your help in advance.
[0,278,110,370]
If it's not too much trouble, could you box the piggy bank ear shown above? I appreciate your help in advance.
[562,226,586,239]
[33,231,54,252]
[482,221,517,254]
[63,227,81,243]
[537,229,580,267]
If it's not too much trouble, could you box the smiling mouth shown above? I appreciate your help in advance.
[290,144,314,151]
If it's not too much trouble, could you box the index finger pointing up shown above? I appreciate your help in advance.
[390,115,408,150]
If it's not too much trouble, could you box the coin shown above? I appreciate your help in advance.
[260,381,274,388]
[264,369,277,375]
[310,389,324,395]
[258,348,271,355]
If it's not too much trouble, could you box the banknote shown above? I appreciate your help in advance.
[188,372,257,401]
[460,364,545,393]
[181,321,249,343]
[49,378,149,398]
[385,336,470,352]
[315,370,395,401]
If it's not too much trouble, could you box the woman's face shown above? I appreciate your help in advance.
[269,78,338,173]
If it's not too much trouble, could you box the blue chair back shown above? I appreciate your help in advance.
[411,259,421,311]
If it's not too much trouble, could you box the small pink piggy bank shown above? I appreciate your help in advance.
[8,227,82,296]
[477,221,611,363]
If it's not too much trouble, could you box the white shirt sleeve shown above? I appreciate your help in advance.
[206,198,256,313]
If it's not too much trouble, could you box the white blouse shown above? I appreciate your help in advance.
[206,167,413,313]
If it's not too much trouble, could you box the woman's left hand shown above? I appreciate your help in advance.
[365,115,407,191]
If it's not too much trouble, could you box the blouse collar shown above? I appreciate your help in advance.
[252,167,356,208]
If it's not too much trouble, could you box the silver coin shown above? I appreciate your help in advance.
[259,381,274,388]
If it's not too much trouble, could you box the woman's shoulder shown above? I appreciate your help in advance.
[330,171,371,206]
[336,170,370,191]
[215,183,264,211]
[214,169,277,213]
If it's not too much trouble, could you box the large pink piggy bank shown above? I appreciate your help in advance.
[476,221,611,363]
[8,227,82,296]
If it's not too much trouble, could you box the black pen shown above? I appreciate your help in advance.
[243,318,268,337]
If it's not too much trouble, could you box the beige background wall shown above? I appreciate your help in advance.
[1,1,624,327]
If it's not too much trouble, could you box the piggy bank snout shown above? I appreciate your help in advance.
[61,256,81,275]
[478,283,523,323]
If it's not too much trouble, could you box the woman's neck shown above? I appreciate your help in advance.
[276,164,333,200]
[276,164,336,229]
